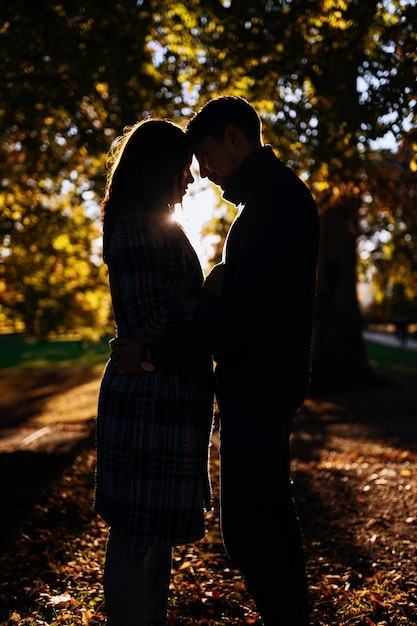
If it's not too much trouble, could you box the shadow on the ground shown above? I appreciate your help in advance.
[0,434,95,547]
[290,381,417,590]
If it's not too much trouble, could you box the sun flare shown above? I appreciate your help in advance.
[174,177,220,273]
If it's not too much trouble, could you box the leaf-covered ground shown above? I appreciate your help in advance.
[0,368,417,625]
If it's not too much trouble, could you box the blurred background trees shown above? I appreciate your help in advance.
[1,0,416,386]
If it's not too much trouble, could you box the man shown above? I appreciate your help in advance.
[111,96,320,625]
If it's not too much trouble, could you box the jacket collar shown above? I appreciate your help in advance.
[222,145,278,207]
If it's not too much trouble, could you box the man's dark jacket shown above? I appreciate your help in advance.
[152,145,320,413]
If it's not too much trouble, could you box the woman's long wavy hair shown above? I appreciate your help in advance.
[101,117,190,262]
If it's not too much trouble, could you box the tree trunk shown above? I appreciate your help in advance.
[311,202,373,390]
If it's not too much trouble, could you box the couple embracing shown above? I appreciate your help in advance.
[95,95,320,626]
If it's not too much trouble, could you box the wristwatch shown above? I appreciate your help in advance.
[140,345,155,372]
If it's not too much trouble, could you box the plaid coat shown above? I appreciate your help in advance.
[95,211,214,553]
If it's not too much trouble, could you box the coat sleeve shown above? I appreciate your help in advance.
[108,216,218,351]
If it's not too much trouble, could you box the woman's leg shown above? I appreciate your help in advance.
[104,528,172,626]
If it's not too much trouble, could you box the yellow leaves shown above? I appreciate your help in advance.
[323,0,348,11]
[53,233,72,252]
[81,609,94,625]
[233,75,255,93]
[319,0,354,31]
[314,180,330,193]
[167,3,199,31]
[409,144,417,172]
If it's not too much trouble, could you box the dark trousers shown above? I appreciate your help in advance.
[216,383,310,626]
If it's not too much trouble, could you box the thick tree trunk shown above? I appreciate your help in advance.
[311,202,373,390]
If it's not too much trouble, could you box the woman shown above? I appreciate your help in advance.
[95,118,216,626]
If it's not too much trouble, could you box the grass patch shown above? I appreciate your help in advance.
[365,338,417,393]
[1,332,416,375]
[0,334,113,371]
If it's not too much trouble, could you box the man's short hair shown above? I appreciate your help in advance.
[186,95,262,147]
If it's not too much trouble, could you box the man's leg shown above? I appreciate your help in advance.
[218,407,309,626]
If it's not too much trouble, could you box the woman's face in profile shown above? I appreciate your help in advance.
[173,161,194,204]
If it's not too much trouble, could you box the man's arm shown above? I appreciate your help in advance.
[110,294,222,374]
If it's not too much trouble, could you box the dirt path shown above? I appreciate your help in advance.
[0,368,101,453]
